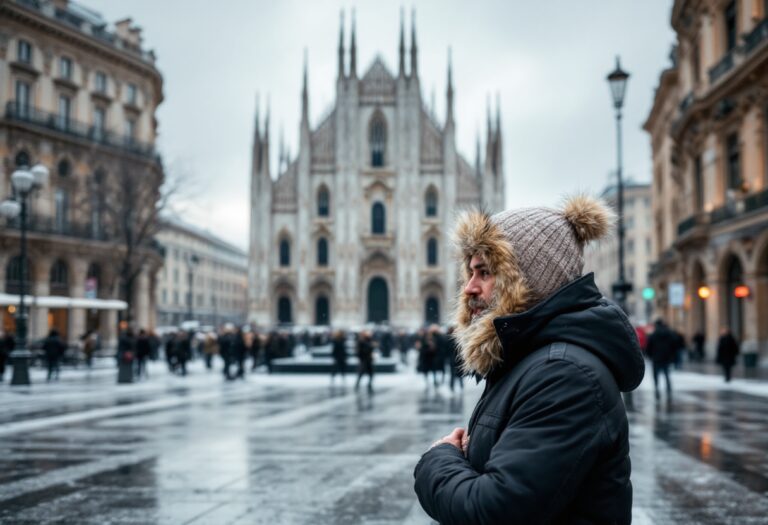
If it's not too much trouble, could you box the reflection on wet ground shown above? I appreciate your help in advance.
[0,364,766,523]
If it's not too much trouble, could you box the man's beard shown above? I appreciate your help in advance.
[467,295,496,324]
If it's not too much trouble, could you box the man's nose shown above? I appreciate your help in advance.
[464,277,480,296]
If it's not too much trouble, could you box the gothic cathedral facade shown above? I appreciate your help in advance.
[248,12,504,329]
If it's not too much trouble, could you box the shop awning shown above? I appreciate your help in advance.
[0,294,127,310]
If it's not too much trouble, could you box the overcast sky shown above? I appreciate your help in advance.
[84,0,676,251]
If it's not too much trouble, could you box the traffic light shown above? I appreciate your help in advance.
[641,287,655,301]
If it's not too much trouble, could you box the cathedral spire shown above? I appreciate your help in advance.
[338,10,345,80]
[350,8,357,78]
[301,49,309,126]
[475,130,482,178]
[486,93,492,140]
[495,92,502,139]
[254,91,261,142]
[445,47,454,127]
[410,8,418,77]
[398,7,405,77]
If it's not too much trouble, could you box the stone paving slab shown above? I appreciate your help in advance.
[0,361,767,523]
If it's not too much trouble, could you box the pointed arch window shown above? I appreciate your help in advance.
[317,186,330,217]
[317,237,329,267]
[427,238,438,266]
[425,188,438,217]
[372,202,386,235]
[370,114,386,167]
[279,239,291,267]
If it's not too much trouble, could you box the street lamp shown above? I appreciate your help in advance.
[0,163,49,385]
[607,56,633,314]
[185,253,200,322]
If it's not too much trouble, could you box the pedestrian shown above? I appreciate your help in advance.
[233,326,247,379]
[692,331,705,362]
[117,328,136,377]
[82,331,96,368]
[203,332,218,370]
[218,325,234,379]
[164,332,177,372]
[0,330,13,382]
[446,326,463,393]
[330,329,347,384]
[250,329,262,370]
[175,331,191,376]
[135,329,151,379]
[355,330,374,392]
[148,330,161,361]
[414,195,645,524]
[645,318,677,400]
[418,327,439,388]
[265,330,278,374]
[716,327,740,382]
[673,329,686,369]
[43,329,66,381]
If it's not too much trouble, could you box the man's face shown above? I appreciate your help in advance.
[463,254,496,321]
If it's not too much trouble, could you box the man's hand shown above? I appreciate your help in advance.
[430,427,466,453]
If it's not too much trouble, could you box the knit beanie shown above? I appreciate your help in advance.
[489,195,614,304]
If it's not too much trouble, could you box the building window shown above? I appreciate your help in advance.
[694,155,704,212]
[625,217,634,230]
[425,188,438,217]
[58,95,71,130]
[15,80,31,117]
[173,269,179,284]
[93,107,106,139]
[54,189,69,233]
[50,259,69,296]
[317,237,328,266]
[279,239,291,267]
[369,114,386,167]
[427,237,438,266]
[317,186,330,217]
[5,256,29,295]
[60,56,73,80]
[57,159,71,177]
[95,71,107,93]
[724,1,737,52]
[371,202,386,234]
[726,132,741,190]
[174,291,179,305]
[125,119,136,142]
[162,289,167,304]
[626,239,635,255]
[126,83,137,105]
[15,150,30,168]
[17,39,32,64]
[425,297,440,324]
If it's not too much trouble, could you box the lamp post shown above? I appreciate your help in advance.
[607,57,632,314]
[0,163,49,385]
[185,253,200,322]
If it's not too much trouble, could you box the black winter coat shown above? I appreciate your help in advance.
[645,323,679,365]
[414,274,645,525]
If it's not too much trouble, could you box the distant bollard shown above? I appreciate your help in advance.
[118,352,134,384]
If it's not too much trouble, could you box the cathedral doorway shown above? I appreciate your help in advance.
[277,296,292,325]
[367,277,388,323]
[424,297,440,325]
[315,296,330,325]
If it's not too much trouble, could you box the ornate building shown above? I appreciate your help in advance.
[156,217,248,329]
[249,12,504,328]
[0,0,164,348]
[644,0,768,360]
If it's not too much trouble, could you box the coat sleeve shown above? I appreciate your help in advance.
[413,360,609,525]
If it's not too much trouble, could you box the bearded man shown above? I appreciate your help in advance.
[413,195,645,524]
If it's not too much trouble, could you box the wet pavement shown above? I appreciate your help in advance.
[1,360,767,524]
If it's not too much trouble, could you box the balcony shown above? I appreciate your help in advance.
[4,101,156,159]
[745,18,768,54]
[3,215,110,242]
[708,50,735,84]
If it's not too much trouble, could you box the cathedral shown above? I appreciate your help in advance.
[248,11,504,329]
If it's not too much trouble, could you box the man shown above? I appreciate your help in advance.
[716,327,740,382]
[645,318,678,400]
[354,330,375,393]
[413,195,645,524]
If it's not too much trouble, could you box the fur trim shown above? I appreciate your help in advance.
[561,194,615,244]
[452,211,531,377]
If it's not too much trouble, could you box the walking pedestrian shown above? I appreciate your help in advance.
[203,332,218,370]
[44,329,65,381]
[164,332,177,373]
[716,327,740,382]
[646,318,677,400]
[0,330,13,382]
[175,331,191,376]
[218,325,234,379]
[355,330,374,393]
[82,331,96,368]
[135,329,151,379]
[446,326,463,393]
[414,195,645,524]
[233,326,247,379]
[250,329,262,370]
[692,331,705,362]
[330,329,347,384]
